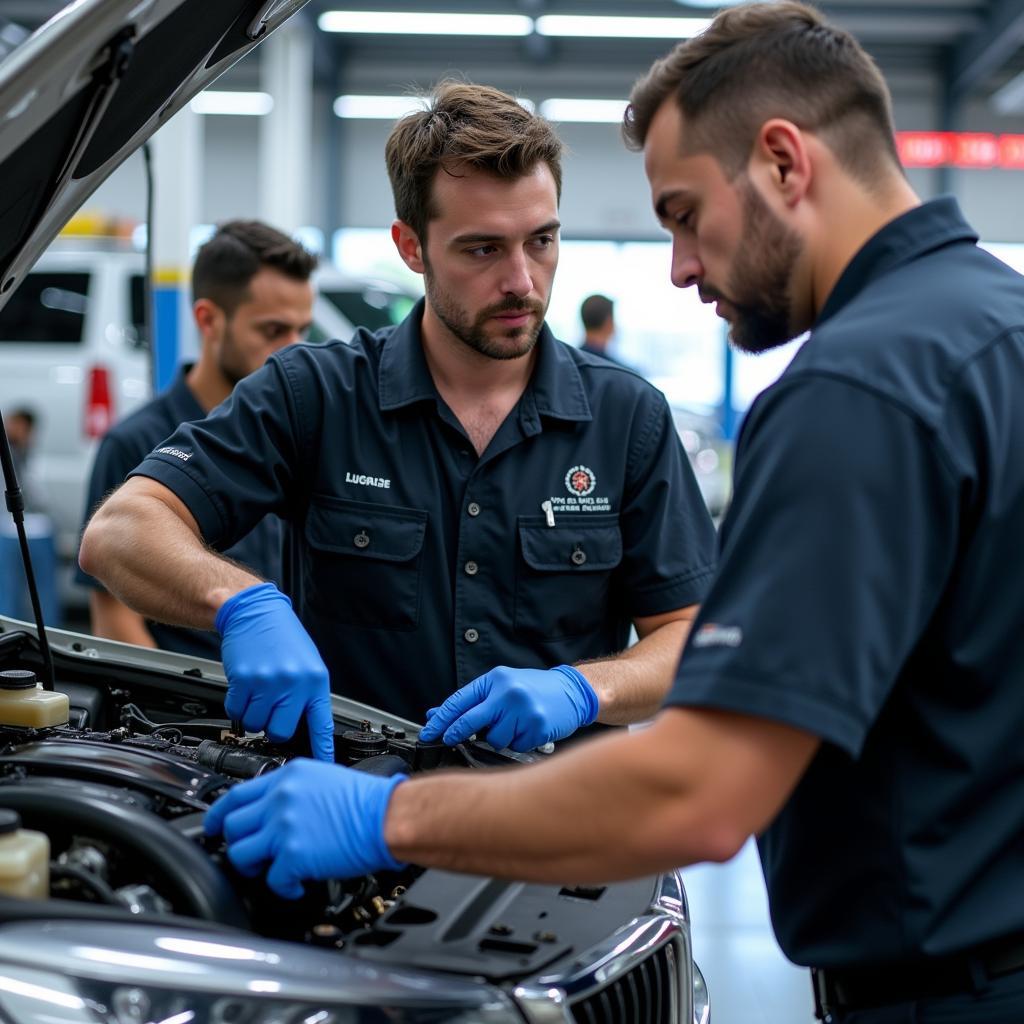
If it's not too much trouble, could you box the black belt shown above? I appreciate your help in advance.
[812,933,1024,1019]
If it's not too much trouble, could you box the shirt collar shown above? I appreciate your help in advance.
[816,196,979,328]
[163,363,205,424]
[379,298,592,423]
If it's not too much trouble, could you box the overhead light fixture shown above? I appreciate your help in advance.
[333,95,427,119]
[535,15,711,38]
[318,11,533,36]
[675,0,753,8]
[334,94,536,119]
[539,98,628,123]
[190,91,274,116]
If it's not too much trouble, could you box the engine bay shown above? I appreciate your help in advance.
[0,625,663,984]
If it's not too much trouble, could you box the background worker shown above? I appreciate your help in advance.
[76,220,317,656]
[203,6,1024,1021]
[3,408,42,509]
[79,83,717,760]
[577,293,623,364]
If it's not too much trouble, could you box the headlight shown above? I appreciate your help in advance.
[0,923,522,1024]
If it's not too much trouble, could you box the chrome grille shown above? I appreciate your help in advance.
[569,936,680,1024]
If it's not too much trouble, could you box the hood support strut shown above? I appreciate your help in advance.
[41,26,136,225]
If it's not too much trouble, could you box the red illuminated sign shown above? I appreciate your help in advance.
[896,131,1024,170]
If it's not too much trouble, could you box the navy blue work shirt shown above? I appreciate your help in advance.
[665,198,1024,969]
[131,302,717,721]
[76,366,283,659]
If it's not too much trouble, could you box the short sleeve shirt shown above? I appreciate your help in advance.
[664,198,1024,968]
[75,366,283,659]
[131,303,717,720]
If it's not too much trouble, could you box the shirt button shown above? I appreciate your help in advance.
[354,531,370,549]
[571,547,587,566]
[467,502,481,517]
[464,628,479,644]
[465,561,479,576]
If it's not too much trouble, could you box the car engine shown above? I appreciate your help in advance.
[0,624,671,987]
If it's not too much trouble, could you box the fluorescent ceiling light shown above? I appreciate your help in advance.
[334,94,535,119]
[535,15,711,38]
[190,91,273,116]
[318,11,533,36]
[333,95,428,119]
[540,98,628,123]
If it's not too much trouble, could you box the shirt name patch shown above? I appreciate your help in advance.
[692,624,743,649]
[346,472,391,489]
[155,446,192,462]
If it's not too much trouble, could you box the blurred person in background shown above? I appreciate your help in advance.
[3,408,41,508]
[578,293,625,364]
[75,219,316,655]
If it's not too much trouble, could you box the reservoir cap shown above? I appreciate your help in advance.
[0,671,36,691]
[0,810,21,834]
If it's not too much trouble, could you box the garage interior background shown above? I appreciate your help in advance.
[1,3,1023,1022]
[5,0,1024,435]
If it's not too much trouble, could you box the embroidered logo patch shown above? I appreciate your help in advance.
[692,624,743,649]
[565,465,596,497]
[155,446,192,462]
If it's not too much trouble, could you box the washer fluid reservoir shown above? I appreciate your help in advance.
[0,809,48,898]
[0,670,69,726]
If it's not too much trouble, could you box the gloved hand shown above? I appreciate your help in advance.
[216,582,335,762]
[419,664,599,752]
[204,758,407,899]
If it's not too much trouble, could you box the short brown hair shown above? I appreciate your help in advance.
[623,1,900,187]
[192,220,318,317]
[385,80,564,242]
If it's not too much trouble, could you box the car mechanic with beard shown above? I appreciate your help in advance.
[76,220,317,657]
[79,82,718,760]
[205,5,1024,1022]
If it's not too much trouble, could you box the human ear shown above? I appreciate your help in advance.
[756,119,810,206]
[391,220,426,275]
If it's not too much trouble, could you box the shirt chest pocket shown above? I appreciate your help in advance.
[304,496,428,631]
[515,513,623,641]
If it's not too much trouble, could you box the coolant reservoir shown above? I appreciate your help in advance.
[0,809,49,899]
[0,670,69,727]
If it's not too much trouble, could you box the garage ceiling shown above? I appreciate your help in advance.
[1,0,1021,113]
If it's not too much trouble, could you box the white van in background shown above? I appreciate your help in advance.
[0,237,415,605]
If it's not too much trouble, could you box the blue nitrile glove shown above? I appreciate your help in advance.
[204,758,407,899]
[419,664,599,752]
[216,582,335,762]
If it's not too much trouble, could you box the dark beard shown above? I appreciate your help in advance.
[725,182,803,354]
[425,276,545,361]
[217,325,247,386]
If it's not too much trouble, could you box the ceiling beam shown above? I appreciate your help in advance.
[947,0,1024,100]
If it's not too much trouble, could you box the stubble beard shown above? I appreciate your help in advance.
[722,181,804,355]
[425,272,546,362]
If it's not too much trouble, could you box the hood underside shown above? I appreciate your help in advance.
[0,0,308,308]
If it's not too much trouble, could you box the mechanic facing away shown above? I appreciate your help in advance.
[210,5,1024,1022]
[76,220,316,657]
[79,83,717,759]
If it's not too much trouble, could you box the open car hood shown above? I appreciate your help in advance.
[0,0,308,309]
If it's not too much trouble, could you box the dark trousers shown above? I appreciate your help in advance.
[825,965,1024,1023]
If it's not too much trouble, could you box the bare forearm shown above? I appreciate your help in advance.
[89,590,158,647]
[80,492,259,630]
[580,619,691,725]
[386,713,735,882]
